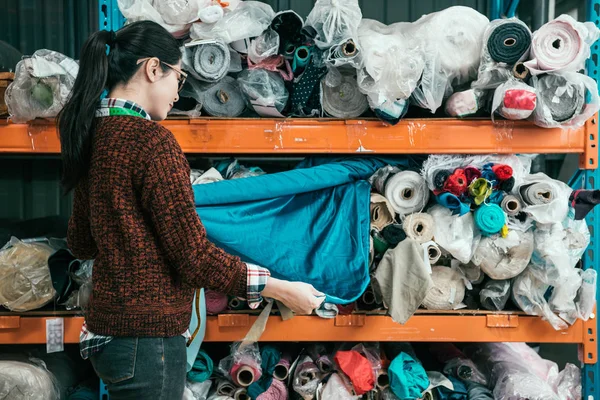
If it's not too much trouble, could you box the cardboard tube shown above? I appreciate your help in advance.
[273,363,289,381]
[512,62,531,81]
[376,370,390,390]
[361,288,376,305]
[427,243,441,264]
[342,39,357,56]
[235,366,256,387]
[228,297,244,310]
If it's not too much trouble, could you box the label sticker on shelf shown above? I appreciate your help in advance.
[46,318,64,353]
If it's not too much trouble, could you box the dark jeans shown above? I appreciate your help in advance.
[90,336,186,399]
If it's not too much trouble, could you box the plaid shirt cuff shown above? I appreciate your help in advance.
[246,263,270,309]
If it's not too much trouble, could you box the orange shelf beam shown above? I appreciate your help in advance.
[0,117,597,167]
[2,314,593,362]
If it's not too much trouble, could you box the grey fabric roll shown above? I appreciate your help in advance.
[537,74,585,122]
[501,194,522,216]
[519,182,555,206]
[202,76,246,117]
[193,40,231,82]
[322,71,369,118]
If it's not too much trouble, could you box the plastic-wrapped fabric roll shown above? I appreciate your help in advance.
[474,204,505,236]
[519,181,556,205]
[292,356,321,400]
[237,69,289,117]
[533,73,585,124]
[512,62,531,81]
[422,266,466,310]
[0,359,60,400]
[202,77,246,117]
[492,79,537,120]
[293,46,311,72]
[466,382,494,400]
[189,40,231,83]
[525,14,600,74]
[374,98,410,126]
[384,171,430,217]
[472,18,532,90]
[234,388,250,400]
[248,29,280,64]
[247,56,293,82]
[370,166,402,195]
[501,195,522,216]
[473,229,533,280]
[322,71,369,118]
[401,213,434,244]
[216,379,237,397]
[304,0,362,49]
[425,242,442,265]
[256,379,288,400]
[231,356,262,387]
[480,279,511,311]
[325,38,361,68]
[270,10,304,56]
[370,193,396,231]
[444,89,483,118]
[198,5,225,24]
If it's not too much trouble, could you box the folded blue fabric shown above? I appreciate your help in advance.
[435,375,468,400]
[435,193,471,216]
[388,352,429,399]
[194,158,410,303]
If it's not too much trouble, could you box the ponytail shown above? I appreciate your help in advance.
[58,21,180,193]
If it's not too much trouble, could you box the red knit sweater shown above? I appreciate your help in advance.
[67,116,247,337]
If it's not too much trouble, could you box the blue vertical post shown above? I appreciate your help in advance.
[584,1,600,397]
[489,0,503,19]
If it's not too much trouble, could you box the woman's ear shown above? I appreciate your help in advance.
[144,57,162,83]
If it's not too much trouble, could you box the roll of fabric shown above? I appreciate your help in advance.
[322,71,369,118]
[435,193,471,216]
[371,229,390,257]
[487,20,532,64]
[496,84,537,120]
[422,266,466,310]
[237,69,289,117]
[376,369,390,391]
[202,77,246,117]
[492,165,513,181]
[316,355,334,374]
[228,296,246,310]
[290,49,328,117]
[247,56,294,82]
[370,166,402,195]
[192,40,231,82]
[360,284,378,306]
[381,224,407,248]
[480,164,498,186]
[205,290,228,315]
[488,190,505,206]
[474,204,505,236]
[187,350,214,383]
[334,350,375,395]
[444,89,481,118]
[199,5,225,23]
[217,379,237,397]
[247,346,282,399]
[473,230,534,280]
[384,171,430,216]
[231,357,262,387]
[292,356,321,400]
[535,73,585,123]
[501,195,522,216]
[325,38,361,67]
[469,178,493,206]
[402,213,434,244]
[370,193,396,231]
[443,169,468,196]
[293,46,311,72]
[234,388,250,400]
[256,379,288,400]
[388,353,430,400]
[374,99,410,126]
[526,14,592,74]
[570,189,600,220]
[434,375,468,399]
[480,279,511,311]
[433,170,452,190]
[425,242,442,265]
[499,177,515,193]
[519,181,556,205]
[273,355,291,381]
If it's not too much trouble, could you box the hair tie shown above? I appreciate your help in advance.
[107,30,117,50]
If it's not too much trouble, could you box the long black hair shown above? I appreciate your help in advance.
[58,21,180,193]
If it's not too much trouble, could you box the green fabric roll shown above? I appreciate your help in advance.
[187,350,214,383]
[487,21,531,64]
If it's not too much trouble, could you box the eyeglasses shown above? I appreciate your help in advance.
[137,57,187,92]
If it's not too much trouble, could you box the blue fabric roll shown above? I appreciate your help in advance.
[388,353,430,400]
[474,204,506,236]
[194,158,410,303]
[435,193,471,216]
[488,191,505,204]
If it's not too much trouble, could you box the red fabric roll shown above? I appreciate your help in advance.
[464,166,482,185]
[334,350,375,395]
[491,164,513,181]
[443,168,468,196]
[503,89,536,111]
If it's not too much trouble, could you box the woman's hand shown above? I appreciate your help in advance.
[261,277,324,315]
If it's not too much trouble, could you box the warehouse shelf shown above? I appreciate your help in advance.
[0,313,596,364]
[0,117,597,167]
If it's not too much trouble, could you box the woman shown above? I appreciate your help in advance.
[59,21,323,399]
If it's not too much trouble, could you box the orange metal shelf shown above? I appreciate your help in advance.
[0,117,597,167]
[1,314,596,363]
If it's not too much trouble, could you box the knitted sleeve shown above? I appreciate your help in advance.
[138,129,247,298]
[67,179,98,260]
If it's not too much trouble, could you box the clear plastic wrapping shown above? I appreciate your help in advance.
[293,355,322,400]
[190,1,275,44]
[517,172,572,224]
[0,358,61,400]
[531,71,600,129]
[472,18,532,90]
[577,268,597,320]
[170,77,205,118]
[429,205,480,264]
[549,266,582,325]
[117,0,201,38]
[5,49,79,123]
[555,363,582,400]
[479,279,511,311]
[0,237,56,311]
[472,229,534,280]
[218,342,263,388]
[319,373,360,400]
[181,40,231,83]
[237,69,289,116]
[248,29,280,64]
[492,79,537,120]
[304,0,362,49]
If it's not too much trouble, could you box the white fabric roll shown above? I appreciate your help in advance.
[384,171,430,216]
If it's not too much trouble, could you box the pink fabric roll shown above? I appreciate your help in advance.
[256,379,288,400]
[247,56,294,81]
[230,356,262,387]
[205,290,229,315]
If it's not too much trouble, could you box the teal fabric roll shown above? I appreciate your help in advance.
[187,350,213,383]
[435,193,470,216]
[389,353,429,400]
[474,204,505,236]
[487,21,531,64]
